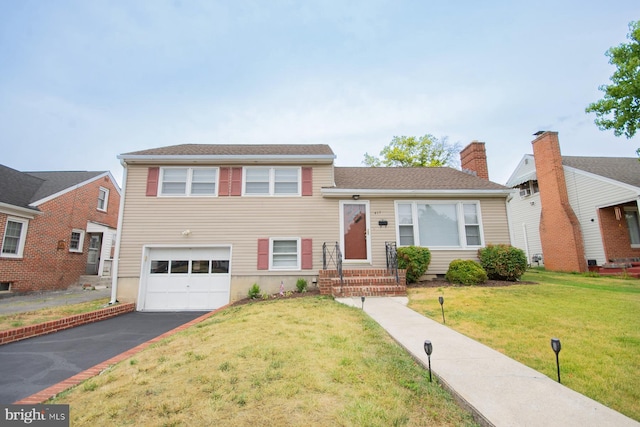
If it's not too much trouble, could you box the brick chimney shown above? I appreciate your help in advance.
[460,141,489,180]
[532,131,587,272]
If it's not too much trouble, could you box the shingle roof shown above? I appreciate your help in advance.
[0,165,44,210]
[0,165,106,210]
[562,156,640,188]
[122,144,335,157]
[26,171,105,202]
[333,167,509,191]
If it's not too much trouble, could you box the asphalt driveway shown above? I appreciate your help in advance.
[0,311,206,404]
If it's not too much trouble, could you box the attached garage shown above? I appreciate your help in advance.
[138,246,231,311]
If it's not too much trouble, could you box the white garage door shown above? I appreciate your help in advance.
[141,247,231,311]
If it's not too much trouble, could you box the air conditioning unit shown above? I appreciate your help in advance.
[519,188,531,197]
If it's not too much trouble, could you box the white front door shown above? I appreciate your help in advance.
[340,200,371,263]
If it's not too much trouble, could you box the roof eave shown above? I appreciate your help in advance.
[321,188,512,198]
[0,202,42,218]
[118,154,336,165]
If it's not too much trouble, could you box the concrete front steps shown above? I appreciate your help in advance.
[319,268,407,297]
[598,261,640,278]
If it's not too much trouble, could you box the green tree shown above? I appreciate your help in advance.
[363,134,461,167]
[586,20,640,139]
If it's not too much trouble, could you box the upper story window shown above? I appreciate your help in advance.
[160,167,218,197]
[69,229,85,253]
[396,201,484,249]
[1,217,29,258]
[97,187,109,211]
[517,180,539,198]
[244,167,300,196]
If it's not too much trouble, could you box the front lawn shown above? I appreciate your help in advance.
[407,269,640,421]
[50,297,477,426]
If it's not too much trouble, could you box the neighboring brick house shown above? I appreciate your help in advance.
[112,142,513,311]
[0,165,121,293]
[506,131,640,273]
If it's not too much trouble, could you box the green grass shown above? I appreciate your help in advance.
[50,297,478,426]
[408,269,640,421]
[0,298,111,331]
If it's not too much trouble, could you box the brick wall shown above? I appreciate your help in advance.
[0,174,120,292]
[0,303,135,345]
[598,204,640,261]
[532,132,587,272]
[460,141,489,180]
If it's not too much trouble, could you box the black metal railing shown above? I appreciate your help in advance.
[385,241,399,283]
[322,241,343,283]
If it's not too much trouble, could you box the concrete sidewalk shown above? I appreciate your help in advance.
[337,296,638,427]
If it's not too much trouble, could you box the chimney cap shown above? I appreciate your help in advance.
[533,130,546,136]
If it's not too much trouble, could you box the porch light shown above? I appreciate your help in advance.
[352,194,360,200]
[551,338,561,383]
[438,296,445,324]
[423,340,433,382]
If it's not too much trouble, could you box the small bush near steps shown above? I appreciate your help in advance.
[397,246,431,283]
[296,278,308,293]
[445,259,488,285]
[478,244,527,281]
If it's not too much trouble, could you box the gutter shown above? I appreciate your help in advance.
[109,163,128,305]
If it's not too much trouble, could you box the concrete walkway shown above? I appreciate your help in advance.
[337,296,638,427]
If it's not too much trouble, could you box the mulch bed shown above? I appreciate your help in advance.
[408,279,538,288]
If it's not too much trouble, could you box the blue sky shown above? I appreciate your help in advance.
[1,1,638,186]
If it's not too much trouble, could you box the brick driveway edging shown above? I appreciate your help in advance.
[0,303,136,346]
[14,305,228,404]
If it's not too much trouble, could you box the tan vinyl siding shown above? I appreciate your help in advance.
[118,163,339,280]
[565,169,638,264]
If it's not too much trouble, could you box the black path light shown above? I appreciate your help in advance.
[551,338,562,383]
[438,296,445,324]
[423,340,433,382]
[361,295,365,310]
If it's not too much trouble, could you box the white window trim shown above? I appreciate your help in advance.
[394,200,485,250]
[269,237,301,270]
[159,167,219,197]
[97,187,109,212]
[624,207,640,248]
[69,229,85,253]
[1,217,29,258]
[243,167,301,197]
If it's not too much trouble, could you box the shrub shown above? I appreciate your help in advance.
[247,283,261,299]
[397,246,431,283]
[478,244,527,281]
[445,259,488,286]
[296,278,308,293]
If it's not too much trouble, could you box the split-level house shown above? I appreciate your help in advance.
[0,165,121,293]
[112,141,512,311]
[506,131,640,273]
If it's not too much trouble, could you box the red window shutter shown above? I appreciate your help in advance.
[146,167,159,196]
[231,167,243,196]
[302,167,312,196]
[301,238,313,269]
[219,167,230,196]
[257,238,269,270]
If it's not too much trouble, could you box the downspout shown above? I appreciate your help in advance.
[109,161,128,305]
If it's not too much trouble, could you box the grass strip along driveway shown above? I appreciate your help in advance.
[408,269,640,421]
[50,297,477,426]
[0,298,110,331]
